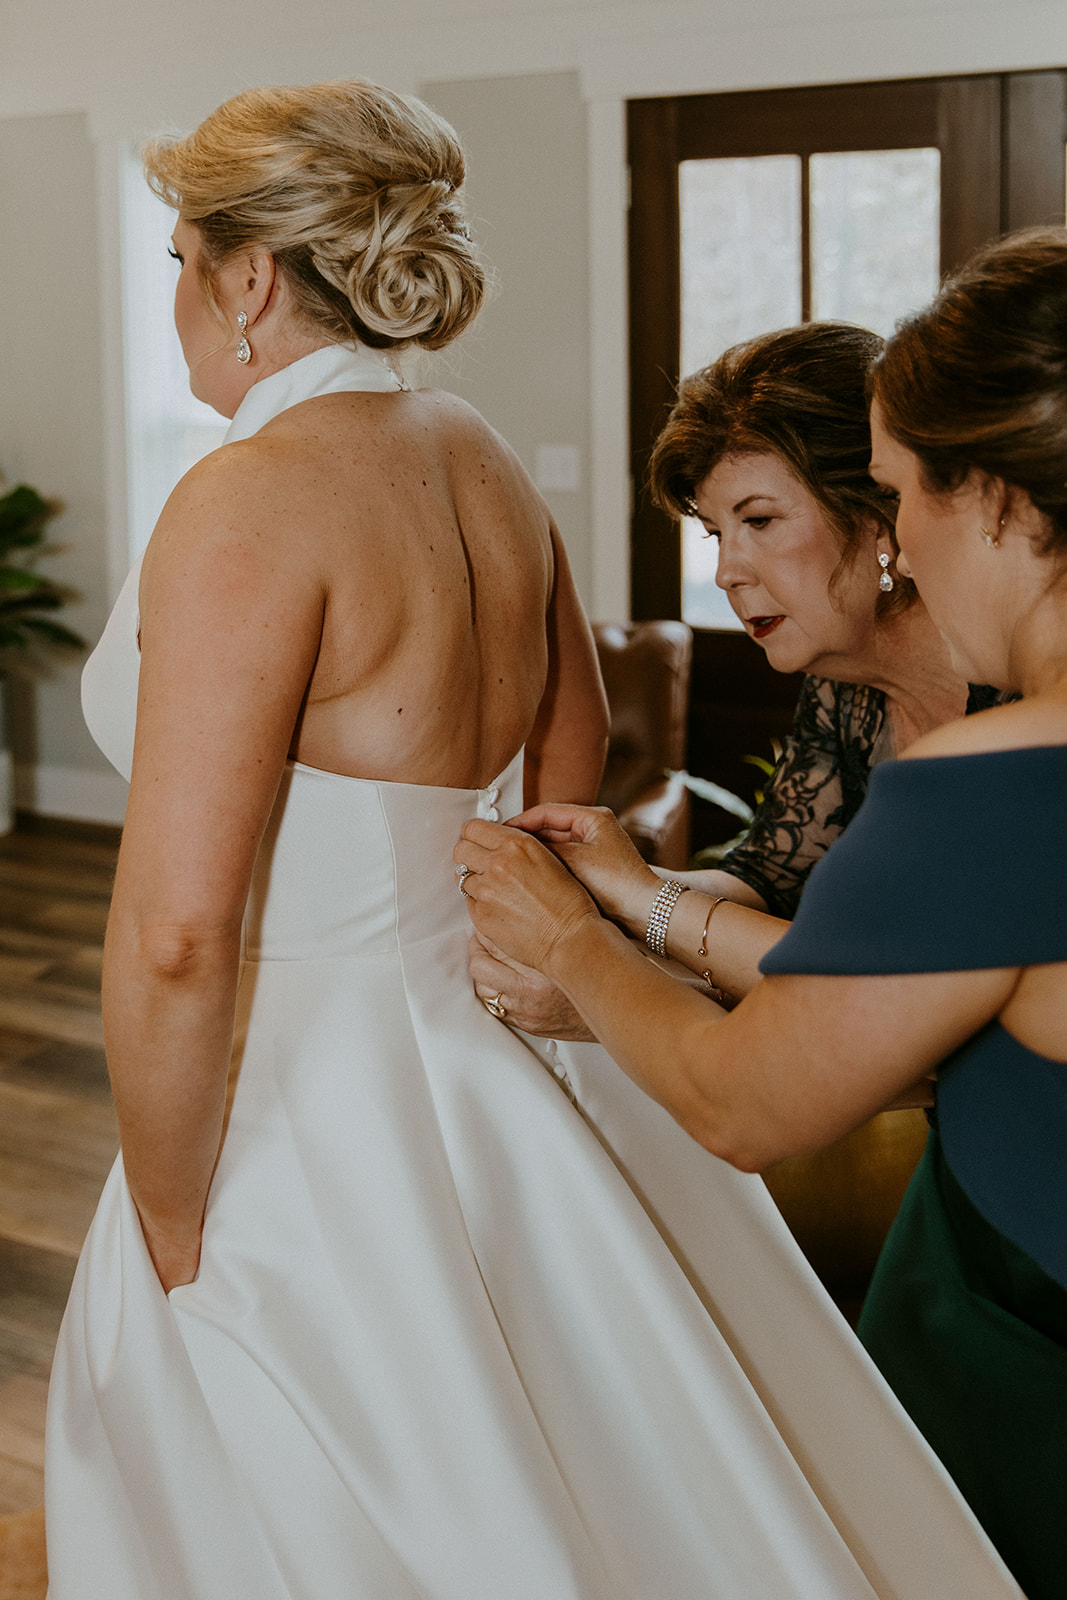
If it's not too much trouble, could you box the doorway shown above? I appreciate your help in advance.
[627,71,1067,844]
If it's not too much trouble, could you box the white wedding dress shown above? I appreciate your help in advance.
[44,346,1019,1599]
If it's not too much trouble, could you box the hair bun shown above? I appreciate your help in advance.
[310,175,484,350]
[876,226,1067,556]
[143,80,487,351]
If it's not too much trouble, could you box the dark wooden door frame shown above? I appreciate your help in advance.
[628,69,1067,623]
[627,70,1067,846]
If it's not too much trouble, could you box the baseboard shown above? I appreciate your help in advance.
[13,762,128,826]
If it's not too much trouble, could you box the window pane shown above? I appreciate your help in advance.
[682,519,740,629]
[122,149,228,561]
[810,148,940,337]
[680,155,802,373]
[680,155,801,627]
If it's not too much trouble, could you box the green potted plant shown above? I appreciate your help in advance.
[666,744,783,867]
[0,478,85,832]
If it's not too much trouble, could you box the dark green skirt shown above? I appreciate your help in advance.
[859,1129,1067,1600]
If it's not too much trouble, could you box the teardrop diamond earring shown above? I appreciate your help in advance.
[878,551,894,593]
[236,311,252,365]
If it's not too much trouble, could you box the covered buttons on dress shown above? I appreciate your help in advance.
[476,783,501,822]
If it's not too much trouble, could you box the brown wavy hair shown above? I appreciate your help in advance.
[649,322,909,613]
[872,226,1067,557]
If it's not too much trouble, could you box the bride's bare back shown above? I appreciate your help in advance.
[135,383,605,878]
[258,387,566,790]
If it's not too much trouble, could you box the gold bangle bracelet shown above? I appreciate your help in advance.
[697,896,729,992]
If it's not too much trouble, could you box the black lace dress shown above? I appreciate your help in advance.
[719,676,1000,916]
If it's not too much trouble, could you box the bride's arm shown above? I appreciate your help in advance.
[522,523,608,808]
[105,445,325,1292]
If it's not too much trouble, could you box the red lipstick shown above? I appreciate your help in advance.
[748,615,785,640]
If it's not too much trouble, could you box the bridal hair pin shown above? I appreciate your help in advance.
[236,311,252,365]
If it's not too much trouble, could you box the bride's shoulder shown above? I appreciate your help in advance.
[262,384,517,471]
[407,387,518,452]
[166,428,315,506]
[146,433,331,577]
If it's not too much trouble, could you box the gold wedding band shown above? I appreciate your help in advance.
[483,992,507,1019]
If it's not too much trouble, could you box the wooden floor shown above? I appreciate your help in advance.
[0,821,119,1513]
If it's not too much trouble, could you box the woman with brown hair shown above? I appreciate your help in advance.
[471,322,988,1029]
[458,228,1067,1600]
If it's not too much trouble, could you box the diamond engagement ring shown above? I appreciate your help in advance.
[483,993,507,1019]
[456,864,471,896]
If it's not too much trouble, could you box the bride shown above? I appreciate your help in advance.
[44,79,1018,1599]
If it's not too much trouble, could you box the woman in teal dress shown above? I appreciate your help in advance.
[455,227,1067,1600]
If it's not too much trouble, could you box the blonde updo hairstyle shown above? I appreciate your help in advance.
[143,80,486,350]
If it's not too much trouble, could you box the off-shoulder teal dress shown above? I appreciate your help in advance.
[762,745,1067,1600]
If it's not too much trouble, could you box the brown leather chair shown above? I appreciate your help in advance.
[593,621,692,872]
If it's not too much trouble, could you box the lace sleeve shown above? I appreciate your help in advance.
[717,676,886,919]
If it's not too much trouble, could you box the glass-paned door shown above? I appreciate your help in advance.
[628,70,1067,841]
[678,144,941,627]
[679,156,802,628]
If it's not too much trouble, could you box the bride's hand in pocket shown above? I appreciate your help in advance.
[137,1212,202,1295]
[456,820,601,978]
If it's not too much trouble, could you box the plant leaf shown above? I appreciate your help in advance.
[19,616,85,647]
[689,829,751,868]
[0,568,47,593]
[0,590,61,614]
[668,770,755,824]
[0,484,50,552]
[742,753,777,779]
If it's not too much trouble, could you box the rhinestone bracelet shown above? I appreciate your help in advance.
[644,879,690,957]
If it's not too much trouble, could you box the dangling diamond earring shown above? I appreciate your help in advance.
[878,551,894,593]
[236,311,252,365]
[980,524,1001,548]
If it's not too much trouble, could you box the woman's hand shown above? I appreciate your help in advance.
[505,804,661,935]
[455,819,602,976]
[467,932,596,1040]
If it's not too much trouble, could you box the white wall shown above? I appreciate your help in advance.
[0,0,1064,819]
[420,74,592,601]
[0,113,129,824]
